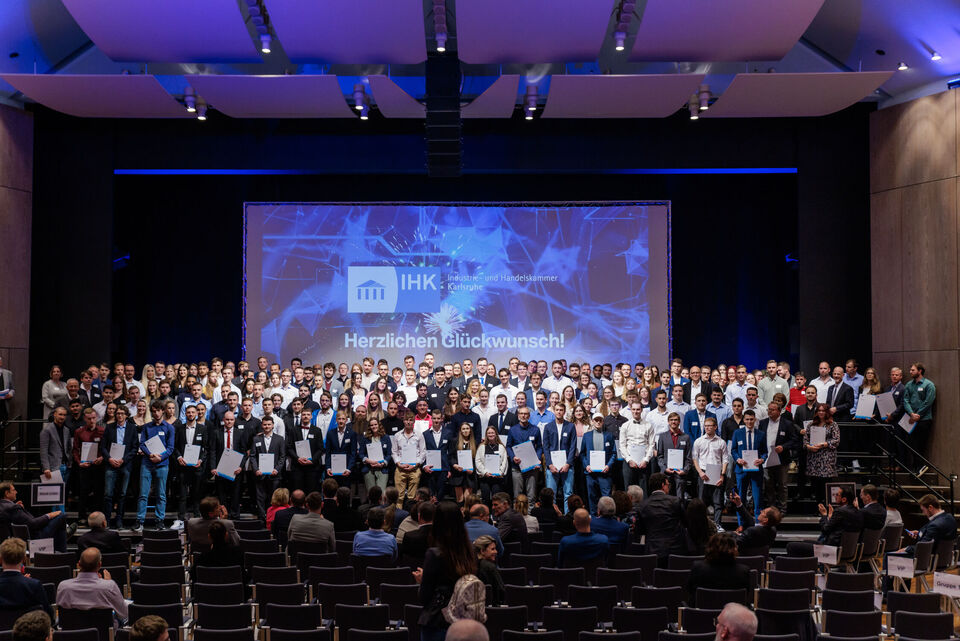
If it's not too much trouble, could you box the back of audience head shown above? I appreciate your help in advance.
[884,488,900,510]
[597,496,616,517]
[305,491,323,512]
[432,501,476,575]
[87,511,108,529]
[704,532,738,563]
[290,489,306,508]
[322,479,338,499]
[367,507,386,530]
[336,486,352,510]
[13,611,51,641]
[418,501,436,524]
[366,486,383,506]
[0,537,27,568]
[649,472,668,492]
[130,615,170,641]
[446,619,489,641]
[77,547,101,573]
[567,494,584,513]
[573,508,591,532]
[626,485,644,506]
[514,494,530,516]
[469,503,490,521]
[716,603,757,641]
[538,487,555,509]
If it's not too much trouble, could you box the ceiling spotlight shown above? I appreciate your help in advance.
[260,33,271,54]
[184,87,196,113]
[524,84,537,119]
[614,31,626,52]
[197,104,207,121]
[931,51,942,61]
[687,94,699,120]
[697,83,711,110]
[359,104,369,120]
[436,32,447,53]
[898,61,909,70]
[353,83,366,111]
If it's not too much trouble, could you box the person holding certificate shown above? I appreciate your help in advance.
[251,416,286,520]
[288,408,324,495]
[71,408,105,527]
[731,410,767,527]
[324,412,357,488]
[174,403,209,524]
[802,403,841,505]
[691,417,729,527]
[359,416,392,491]
[391,413,426,505]
[135,400,176,530]
[101,404,138,528]
[655,412,693,500]
[581,413,616,515]
[448,422,478,502]
[543,402,577,513]
[506,407,543,500]
[422,408,451,501]
[475,426,508,503]
[210,410,250,517]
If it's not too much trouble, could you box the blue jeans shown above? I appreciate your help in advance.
[103,465,131,523]
[52,463,69,513]
[735,471,763,525]
[546,468,575,513]
[137,464,169,523]
[38,513,68,552]
[586,473,612,515]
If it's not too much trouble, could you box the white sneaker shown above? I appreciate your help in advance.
[716,525,725,533]
[171,520,184,531]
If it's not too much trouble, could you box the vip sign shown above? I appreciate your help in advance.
[347,266,441,313]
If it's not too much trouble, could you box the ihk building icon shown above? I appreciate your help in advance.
[347,266,441,313]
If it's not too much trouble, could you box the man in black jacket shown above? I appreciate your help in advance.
[0,538,52,618]
[174,404,209,524]
[858,484,886,531]
[400,501,434,566]
[0,483,67,552]
[786,487,862,556]
[272,489,307,544]
[758,403,801,515]
[730,491,781,554]
[492,492,528,550]
[635,473,686,567]
[76,512,128,554]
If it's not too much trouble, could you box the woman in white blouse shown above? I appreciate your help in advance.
[41,365,68,419]
[475,426,508,503]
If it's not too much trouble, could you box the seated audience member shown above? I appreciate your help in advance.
[635,473,687,566]
[530,487,562,525]
[272,489,307,541]
[684,499,717,555]
[287,491,336,551]
[557,508,609,567]
[590,496,630,545]
[556,495,585,536]
[383,487,409,533]
[514,494,539,533]
[786,487,862,556]
[196,521,243,569]
[473,535,505,606]
[884,494,958,593]
[715,603,758,641]
[330,486,362,532]
[320,479,339,520]
[491,492,528,549]
[129,615,170,641]
[400,500,435,565]
[358,486,383,524]
[0,482,67,552]
[464,504,504,556]
[730,491,781,554]
[77,512,128,554]
[12,610,52,641]
[397,488,431,543]
[55,548,128,619]
[265,487,290,532]
[858,484,885,530]
[187,496,240,552]
[353,507,398,560]
[884,488,903,527]
[687,533,751,606]
[446,618,490,641]
[0,538,52,618]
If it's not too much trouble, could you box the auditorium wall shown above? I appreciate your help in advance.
[0,104,32,423]
[870,89,960,477]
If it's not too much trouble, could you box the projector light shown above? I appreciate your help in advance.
[436,32,447,53]
[360,104,369,120]
[354,83,366,111]
[614,31,626,51]
[260,34,271,54]
[184,87,196,113]
[698,84,711,110]
[688,94,699,120]
[931,51,942,61]
[197,104,207,121]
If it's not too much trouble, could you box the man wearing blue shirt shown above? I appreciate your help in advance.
[506,407,543,499]
[706,389,733,427]
[135,400,176,530]
[464,503,504,556]
[529,392,556,445]
[353,507,398,561]
[731,411,767,526]
[557,509,609,568]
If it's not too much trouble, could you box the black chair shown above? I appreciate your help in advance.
[378,584,420,621]
[142,529,180,539]
[531,542,560,566]
[821,610,881,638]
[98,552,131,567]
[289,546,336,568]
[33,552,76,568]
[823,572,874,592]
[886,591,940,618]
[254,583,306,611]
[737,555,767,574]
[816,636,880,641]
[138,565,186,585]
[756,588,812,611]
[312,582,368,607]
[503,632,563,641]
[243,552,286,574]
[892,612,954,639]
[267,630,331,641]
[754,609,817,641]
[234,520,264,531]
[504,584,555,623]
[264,604,323,631]
[57,610,113,641]
[485,605,528,641]
[307,566,357,589]
[335,540,353,563]
[595,568,640,604]
[542,606,598,641]
[538,567,585,602]
[774,556,818,572]
[667,555,703,570]
[52,629,99,641]
[678,607,721,634]
[630,586,683,620]
[350,555,396,578]
[131,582,181,605]
[0,609,31,631]
[754,636,800,641]
[195,566,243,585]
[194,629,255,641]
[237,529,272,540]
[505,554,552,585]
[193,583,246,605]
[239,539,279,554]
[651,569,689,591]
[694,587,749,609]
[127,603,184,630]
[767,571,816,590]
[365,566,414,598]
[23,566,72,586]
[139,551,182,567]
[334,604,389,636]
[581,634,640,641]
[657,633,714,641]
[568,585,618,624]
[498,567,526,587]
[251,566,299,585]
[348,631,407,641]
[403,605,422,641]
[612,606,669,641]
[336,531,358,541]
[502,541,522,559]
[819,589,874,613]
[194,604,256,631]
[142,538,182,553]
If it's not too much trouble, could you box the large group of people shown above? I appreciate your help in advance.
[25,353,934,531]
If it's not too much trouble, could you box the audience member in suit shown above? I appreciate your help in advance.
[557,509,610,568]
[400,500,434,566]
[0,483,66,553]
[330,486,362,532]
[358,486,383,526]
[590,496,630,546]
[272,489,307,544]
[555,495,585,536]
[76,512,128,554]
[287,491,336,551]
[251,416,286,520]
[884,494,958,593]
[187,496,240,552]
[320,479,339,521]
[858,484,886,531]
[635,473,687,567]
[730,491,781,555]
[195,520,243,571]
[463,504,504,557]
[491,492,528,550]
[0,538,52,618]
[287,409,323,496]
[786,487,862,556]
[683,367,718,405]
[826,366,854,422]
[687,533,752,607]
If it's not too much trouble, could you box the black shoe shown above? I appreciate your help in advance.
[66,522,78,537]
[133,521,144,532]
[155,521,166,530]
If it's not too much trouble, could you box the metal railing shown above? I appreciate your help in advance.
[866,421,957,514]
[0,417,45,481]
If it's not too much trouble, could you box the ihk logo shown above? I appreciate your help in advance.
[347,266,441,314]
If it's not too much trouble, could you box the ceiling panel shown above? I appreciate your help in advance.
[542,74,705,118]
[630,0,825,62]
[187,75,356,118]
[703,71,894,117]
[0,74,192,118]
[367,76,424,118]
[462,75,520,119]
[60,0,260,63]
[268,0,427,64]
[456,0,615,64]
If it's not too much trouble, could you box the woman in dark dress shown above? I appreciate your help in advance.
[447,422,478,503]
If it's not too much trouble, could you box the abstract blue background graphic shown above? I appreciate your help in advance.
[244,203,671,365]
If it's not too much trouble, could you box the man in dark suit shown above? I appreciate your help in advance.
[826,366,854,422]
[467,358,497,391]
[209,411,250,517]
[0,537,52,618]
[251,416,286,520]
[635,473,686,567]
[77,512,128,554]
[858,484,886,531]
[491,492,528,550]
[557,509,610,568]
[883,494,957,593]
[0,483,67,552]
[77,371,102,408]
[187,496,240,552]
[758,403,800,515]
[655,413,693,498]
[786,487,862,556]
[731,411,767,527]
[287,409,323,495]
[272,489,307,543]
[324,413,356,488]
[682,366,717,405]
[399,501,434,566]
[174,404,210,523]
[731,491,781,555]
[487,395,518,435]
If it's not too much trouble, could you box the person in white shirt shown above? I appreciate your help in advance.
[396,368,419,405]
[360,357,378,390]
[313,392,334,436]
[620,402,656,495]
[724,365,750,406]
[489,369,520,411]
[122,364,146,398]
[743,387,768,421]
[811,361,833,404]
[391,414,426,506]
[92,386,116,421]
[692,417,729,528]
[666,385,691,416]
[277,369,298,408]
[542,360,575,394]
[471,389,496,428]
[646,389,672,436]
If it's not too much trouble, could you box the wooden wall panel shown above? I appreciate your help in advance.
[903,349,959,478]
[0,105,32,193]
[870,189,903,352]
[871,351,905,384]
[870,90,957,193]
[901,178,958,351]
[0,187,32,348]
